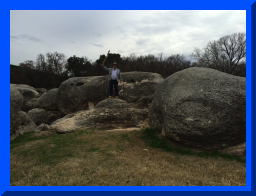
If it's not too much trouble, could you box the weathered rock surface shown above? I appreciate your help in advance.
[149,67,246,149]
[34,123,51,132]
[11,84,37,91]
[133,95,154,108]
[28,108,47,125]
[219,142,246,158]
[10,88,23,140]
[10,84,39,101]
[37,88,58,111]
[57,72,163,114]
[21,98,40,112]
[36,88,48,96]
[45,111,64,124]
[119,72,164,102]
[50,98,148,133]
[17,111,37,134]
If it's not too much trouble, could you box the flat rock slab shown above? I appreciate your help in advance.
[50,98,148,133]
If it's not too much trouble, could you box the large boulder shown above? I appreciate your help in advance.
[36,88,48,96]
[45,111,64,124]
[10,88,23,140]
[17,111,37,134]
[28,108,47,125]
[37,88,58,111]
[10,84,39,101]
[10,84,37,91]
[119,72,164,103]
[149,67,246,149]
[50,98,148,133]
[57,72,164,114]
[21,98,40,112]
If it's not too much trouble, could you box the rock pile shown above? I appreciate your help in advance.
[10,68,247,158]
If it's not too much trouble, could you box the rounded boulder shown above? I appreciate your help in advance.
[149,67,246,149]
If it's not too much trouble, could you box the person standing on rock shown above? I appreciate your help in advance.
[101,62,122,98]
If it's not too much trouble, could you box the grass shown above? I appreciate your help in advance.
[10,128,246,186]
[140,127,246,163]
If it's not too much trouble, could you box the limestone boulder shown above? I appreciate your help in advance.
[11,84,37,91]
[21,98,40,112]
[45,111,64,124]
[36,88,48,96]
[219,142,246,158]
[10,84,39,101]
[17,111,37,134]
[28,108,47,125]
[57,72,163,114]
[10,87,23,140]
[149,67,246,149]
[132,95,154,108]
[34,123,51,132]
[50,98,148,133]
[37,88,58,111]
[119,72,164,102]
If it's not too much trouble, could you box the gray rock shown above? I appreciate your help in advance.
[21,98,40,112]
[10,88,23,140]
[133,95,154,108]
[17,111,36,134]
[10,84,39,102]
[11,84,37,91]
[28,108,47,125]
[57,72,164,114]
[36,88,48,96]
[50,98,148,133]
[45,111,64,124]
[37,88,58,111]
[119,72,164,103]
[219,142,246,158]
[34,123,51,132]
[149,67,246,149]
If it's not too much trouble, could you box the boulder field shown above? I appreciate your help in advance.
[10,68,246,157]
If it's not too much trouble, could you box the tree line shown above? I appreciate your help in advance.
[11,32,246,88]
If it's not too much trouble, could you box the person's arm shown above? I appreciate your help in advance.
[119,70,122,82]
[101,64,111,72]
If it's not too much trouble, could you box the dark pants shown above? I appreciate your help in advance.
[109,80,118,96]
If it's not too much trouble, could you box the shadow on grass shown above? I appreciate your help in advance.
[140,127,246,164]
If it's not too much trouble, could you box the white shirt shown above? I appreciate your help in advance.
[111,69,118,80]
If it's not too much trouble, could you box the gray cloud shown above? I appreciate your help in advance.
[10,34,43,43]
[91,43,103,47]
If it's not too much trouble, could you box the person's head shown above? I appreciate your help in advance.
[112,62,117,69]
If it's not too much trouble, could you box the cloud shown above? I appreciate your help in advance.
[10,34,43,43]
[91,43,103,47]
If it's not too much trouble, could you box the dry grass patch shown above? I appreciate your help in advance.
[10,128,246,186]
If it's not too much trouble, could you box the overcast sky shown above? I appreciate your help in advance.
[10,10,246,65]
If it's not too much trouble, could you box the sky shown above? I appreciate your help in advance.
[10,10,246,65]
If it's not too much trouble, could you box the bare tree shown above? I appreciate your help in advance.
[191,32,246,74]
[19,60,35,69]
[35,53,47,72]
[46,52,66,74]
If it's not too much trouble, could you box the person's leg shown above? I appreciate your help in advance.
[113,80,118,97]
[109,80,113,97]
